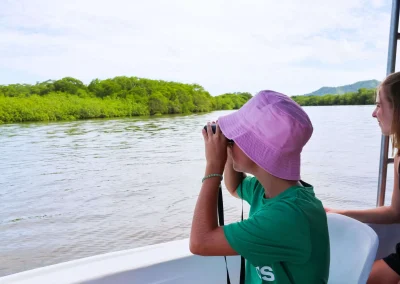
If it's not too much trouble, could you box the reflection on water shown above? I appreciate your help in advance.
[0,106,392,276]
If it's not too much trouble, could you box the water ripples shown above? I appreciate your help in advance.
[0,106,391,277]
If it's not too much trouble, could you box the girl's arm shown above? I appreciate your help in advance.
[326,155,400,224]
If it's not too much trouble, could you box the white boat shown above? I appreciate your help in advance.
[2,1,400,283]
[0,217,399,284]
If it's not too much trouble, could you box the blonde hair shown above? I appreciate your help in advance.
[379,72,400,156]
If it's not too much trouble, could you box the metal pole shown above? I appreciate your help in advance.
[376,0,400,207]
[377,136,390,206]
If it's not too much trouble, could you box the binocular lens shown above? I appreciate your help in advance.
[203,124,233,143]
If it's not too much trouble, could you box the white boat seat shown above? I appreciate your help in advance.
[327,213,379,284]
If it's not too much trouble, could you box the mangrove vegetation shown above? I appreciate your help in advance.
[0,76,378,124]
[0,76,251,124]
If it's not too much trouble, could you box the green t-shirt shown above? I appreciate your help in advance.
[223,176,330,284]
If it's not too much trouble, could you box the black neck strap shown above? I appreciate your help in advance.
[217,182,245,284]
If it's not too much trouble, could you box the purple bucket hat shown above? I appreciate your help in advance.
[218,90,313,181]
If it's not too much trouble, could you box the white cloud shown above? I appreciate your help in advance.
[0,0,394,96]
[371,0,386,7]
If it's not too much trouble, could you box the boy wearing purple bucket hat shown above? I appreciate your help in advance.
[190,90,330,283]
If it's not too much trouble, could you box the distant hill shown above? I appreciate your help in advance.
[303,79,380,96]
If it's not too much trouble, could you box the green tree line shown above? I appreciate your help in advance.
[292,88,376,106]
[0,76,252,124]
[0,76,377,124]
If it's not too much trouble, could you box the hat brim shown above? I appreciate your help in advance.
[218,111,301,181]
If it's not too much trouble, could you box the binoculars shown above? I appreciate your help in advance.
[203,123,218,134]
[203,124,234,143]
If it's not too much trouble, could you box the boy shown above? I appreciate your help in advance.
[190,90,330,283]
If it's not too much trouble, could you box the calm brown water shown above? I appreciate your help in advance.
[0,106,393,277]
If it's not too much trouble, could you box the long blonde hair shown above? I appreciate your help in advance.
[379,72,400,155]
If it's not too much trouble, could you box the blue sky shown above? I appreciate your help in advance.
[0,0,394,96]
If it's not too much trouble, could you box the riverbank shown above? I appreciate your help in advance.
[0,76,251,124]
[292,88,376,106]
[0,76,377,124]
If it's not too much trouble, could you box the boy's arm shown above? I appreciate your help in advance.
[190,163,259,256]
[190,187,310,263]
[190,163,239,256]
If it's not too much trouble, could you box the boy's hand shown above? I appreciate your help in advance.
[202,121,227,174]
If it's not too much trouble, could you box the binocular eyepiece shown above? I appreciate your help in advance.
[203,123,218,134]
[203,124,233,143]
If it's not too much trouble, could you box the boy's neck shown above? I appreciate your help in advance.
[254,169,301,199]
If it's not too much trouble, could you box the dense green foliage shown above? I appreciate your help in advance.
[303,79,380,96]
[0,77,252,124]
[292,88,376,106]
[0,75,378,124]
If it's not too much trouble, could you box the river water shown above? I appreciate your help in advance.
[0,105,394,277]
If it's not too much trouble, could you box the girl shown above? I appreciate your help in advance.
[325,71,400,284]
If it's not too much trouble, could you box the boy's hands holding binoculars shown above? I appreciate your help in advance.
[202,122,228,175]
